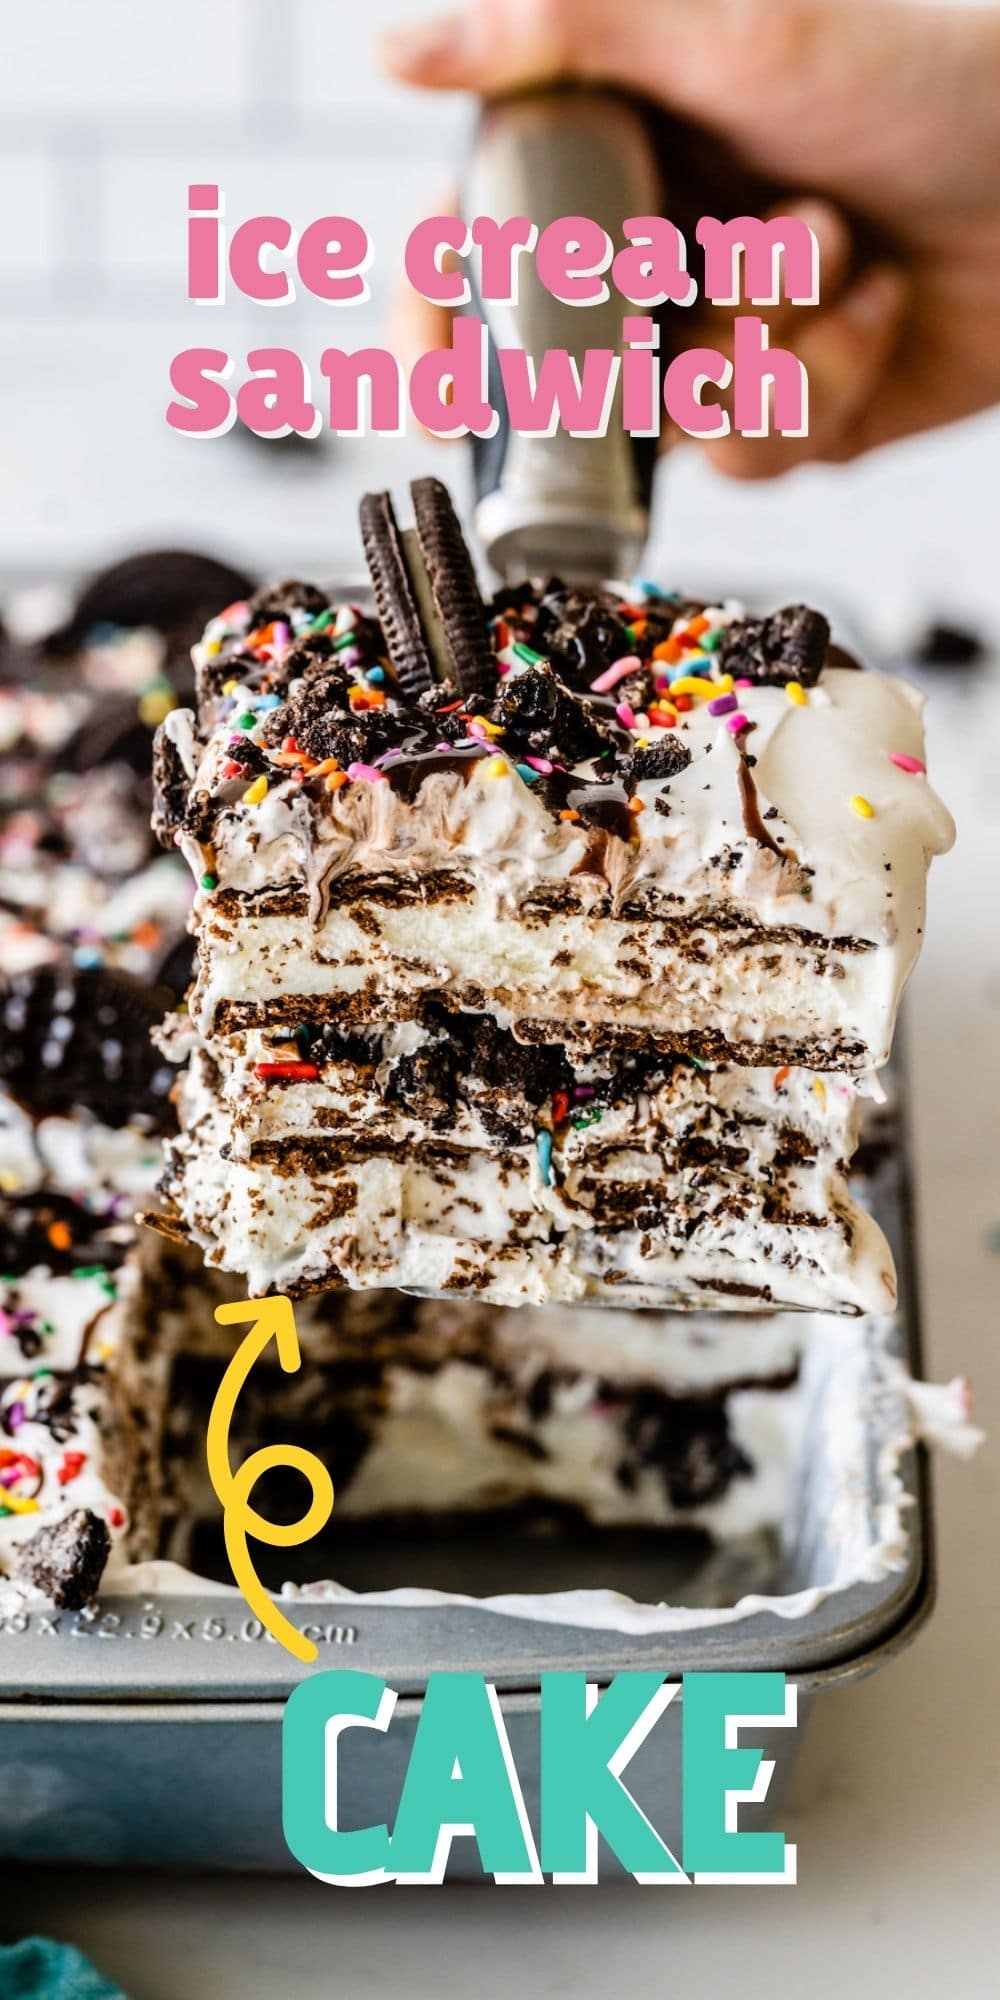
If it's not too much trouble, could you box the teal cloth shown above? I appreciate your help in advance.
[0,1942,128,2000]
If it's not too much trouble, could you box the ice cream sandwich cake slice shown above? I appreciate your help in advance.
[148,479,951,1308]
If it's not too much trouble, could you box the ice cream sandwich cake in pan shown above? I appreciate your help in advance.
[0,605,807,1611]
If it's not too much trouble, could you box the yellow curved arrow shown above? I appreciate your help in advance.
[207,1295,335,1665]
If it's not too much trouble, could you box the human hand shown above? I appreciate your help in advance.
[380,0,1000,474]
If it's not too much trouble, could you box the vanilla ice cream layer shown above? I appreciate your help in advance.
[170,1293,803,1537]
[187,1275,807,1386]
[161,1038,891,1311]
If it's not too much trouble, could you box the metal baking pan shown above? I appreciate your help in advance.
[0,1089,933,1874]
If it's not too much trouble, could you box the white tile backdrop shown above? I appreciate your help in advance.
[2,0,999,650]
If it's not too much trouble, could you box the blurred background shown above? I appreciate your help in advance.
[3,0,1000,651]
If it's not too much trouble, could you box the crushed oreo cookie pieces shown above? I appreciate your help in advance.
[193,588,386,732]
[533,581,633,686]
[380,1009,573,1139]
[7,1370,91,1447]
[293,1023,381,1069]
[384,1040,457,1129]
[461,1013,573,1109]
[490,579,705,690]
[220,735,271,781]
[0,1191,130,1283]
[180,786,217,846]
[17,1507,112,1610]
[152,728,192,847]
[718,604,830,687]
[491,664,615,765]
[622,1392,751,1510]
[258,664,404,768]
[622,737,693,789]
[245,578,329,627]
[416,681,477,747]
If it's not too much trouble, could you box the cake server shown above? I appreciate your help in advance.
[463,88,664,583]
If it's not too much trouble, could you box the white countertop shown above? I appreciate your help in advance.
[3,657,997,1997]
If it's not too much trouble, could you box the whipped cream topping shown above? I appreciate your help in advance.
[190,666,953,947]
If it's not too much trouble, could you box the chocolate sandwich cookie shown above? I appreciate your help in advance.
[0,964,176,1132]
[43,549,258,694]
[359,479,494,698]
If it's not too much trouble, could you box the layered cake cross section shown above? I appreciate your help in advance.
[150,481,953,1310]
[158,1011,890,1308]
[168,1294,805,1550]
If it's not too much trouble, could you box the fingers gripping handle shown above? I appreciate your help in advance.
[463,89,664,580]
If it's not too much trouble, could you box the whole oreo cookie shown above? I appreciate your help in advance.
[359,490,437,697]
[410,476,495,697]
[0,965,176,1131]
[360,480,494,699]
[44,549,257,693]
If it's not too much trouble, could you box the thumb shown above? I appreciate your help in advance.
[703,263,910,479]
[377,0,670,96]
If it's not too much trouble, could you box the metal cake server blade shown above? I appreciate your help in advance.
[463,89,665,584]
